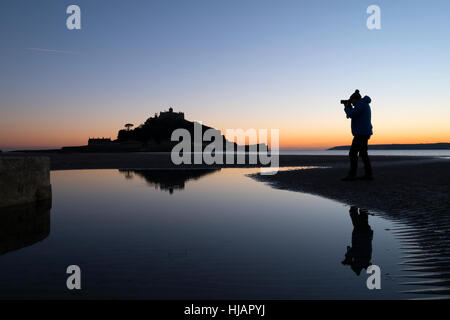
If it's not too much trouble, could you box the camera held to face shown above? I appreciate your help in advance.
[341,90,361,106]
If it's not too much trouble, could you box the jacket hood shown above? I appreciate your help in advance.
[362,96,371,104]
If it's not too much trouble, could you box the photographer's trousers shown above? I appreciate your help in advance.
[349,135,373,177]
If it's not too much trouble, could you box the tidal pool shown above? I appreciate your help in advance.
[0,168,427,299]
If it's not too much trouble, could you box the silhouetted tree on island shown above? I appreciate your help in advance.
[124,123,134,131]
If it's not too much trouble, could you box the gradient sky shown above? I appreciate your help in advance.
[1,0,449,150]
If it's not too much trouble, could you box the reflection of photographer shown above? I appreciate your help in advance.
[341,90,374,181]
[342,206,373,276]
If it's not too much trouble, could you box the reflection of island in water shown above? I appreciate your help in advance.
[119,169,220,194]
[0,200,51,255]
[342,206,374,276]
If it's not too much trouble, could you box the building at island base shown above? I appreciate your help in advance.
[87,138,112,146]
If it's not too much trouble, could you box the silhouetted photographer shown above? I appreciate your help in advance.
[341,90,374,181]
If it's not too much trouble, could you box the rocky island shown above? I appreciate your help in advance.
[61,108,267,153]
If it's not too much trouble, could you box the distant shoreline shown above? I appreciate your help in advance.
[0,151,440,171]
[5,146,450,154]
[329,142,450,150]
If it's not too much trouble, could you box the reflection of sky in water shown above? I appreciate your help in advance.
[0,169,427,299]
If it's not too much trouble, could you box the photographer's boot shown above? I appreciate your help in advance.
[342,155,358,181]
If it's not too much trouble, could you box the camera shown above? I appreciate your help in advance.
[340,90,361,106]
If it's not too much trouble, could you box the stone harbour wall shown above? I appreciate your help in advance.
[0,157,52,208]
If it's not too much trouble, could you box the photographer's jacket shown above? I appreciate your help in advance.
[345,96,373,136]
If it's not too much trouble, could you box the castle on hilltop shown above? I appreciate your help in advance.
[155,107,184,121]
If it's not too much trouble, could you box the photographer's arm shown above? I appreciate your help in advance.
[344,104,352,119]
[345,104,363,119]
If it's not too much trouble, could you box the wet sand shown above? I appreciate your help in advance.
[1,151,435,170]
[251,158,450,215]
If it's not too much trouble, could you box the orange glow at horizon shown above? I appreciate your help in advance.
[2,100,449,150]
[2,125,449,150]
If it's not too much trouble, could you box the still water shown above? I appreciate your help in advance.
[0,168,425,299]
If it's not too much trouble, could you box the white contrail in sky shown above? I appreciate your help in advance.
[26,47,83,55]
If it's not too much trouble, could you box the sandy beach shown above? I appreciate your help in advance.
[1,151,436,170]
[251,157,450,215]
